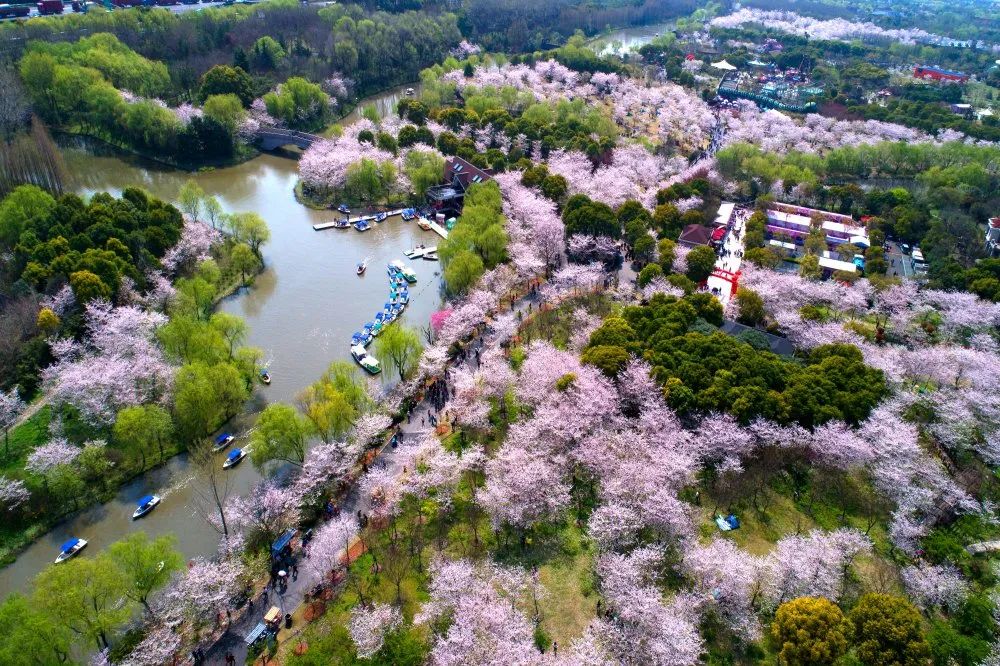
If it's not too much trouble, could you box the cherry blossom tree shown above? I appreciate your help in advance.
[349,603,402,658]
[302,514,357,583]
[0,476,29,512]
[595,547,704,665]
[160,556,245,624]
[0,387,25,456]
[418,557,539,666]
[901,562,969,612]
[25,438,79,475]
[478,444,571,530]
[162,218,221,275]
[42,301,172,425]
[120,625,183,666]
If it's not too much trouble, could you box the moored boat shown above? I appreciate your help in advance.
[132,494,161,520]
[375,212,388,223]
[405,87,415,96]
[55,538,87,564]
[337,203,350,214]
[212,432,235,452]
[352,344,382,374]
[416,217,432,230]
[332,217,351,229]
[354,220,372,232]
[223,448,248,469]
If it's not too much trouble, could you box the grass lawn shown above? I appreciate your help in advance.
[0,405,51,478]
[536,526,597,648]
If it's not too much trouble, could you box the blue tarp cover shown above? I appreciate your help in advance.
[227,449,242,461]
[215,433,231,444]
[138,495,155,507]
[272,529,296,555]
[60,538,80,552]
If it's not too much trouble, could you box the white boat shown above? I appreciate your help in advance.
[223,448,248,469]
[351,344,382,375]
[405,87,415,96]
[212,433,235,452]
[55,538,88,564]
[132,494,161,520]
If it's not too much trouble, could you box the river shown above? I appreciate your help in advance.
[0,86,443,597]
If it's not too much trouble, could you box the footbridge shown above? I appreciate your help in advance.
[258,127,323,151]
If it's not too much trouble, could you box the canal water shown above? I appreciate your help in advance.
[0,87,443,597]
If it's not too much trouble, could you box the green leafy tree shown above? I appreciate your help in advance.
[203,93,247,134]
[172,362,248,444]
[851,594,931,666]
[685,245,717,283]
[33,555,130,650]
[198,65,254,107]
[403,149,445,198]
[735,287,766,326]
[114,404,174,467]
[230,242,259,287]
[443,250,484,296]
[250,36,286,70]
[374,324,424,381]
[0,184,55,248]
[178,179,205,221]
[637,263,663,287]
[772,597,851,666]
[227,212,270,258]
[69,269,111,303]
[0,594,73,665]
[250,403,311,469]
[106,533,183,614]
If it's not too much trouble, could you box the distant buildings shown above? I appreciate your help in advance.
[913,65,970,83]
[764,203,870,250]
[987,217,1000,257]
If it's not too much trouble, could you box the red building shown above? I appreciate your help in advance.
[913,66,969,83]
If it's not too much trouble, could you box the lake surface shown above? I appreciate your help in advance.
[0,86,442,597]
[588,21,675,57]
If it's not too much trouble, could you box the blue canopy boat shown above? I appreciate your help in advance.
[132,494,161,520]
[213,432,234,452]
[55,537,88,563]
[354,220,372,232]
[224,448,248,469]
[375,212,388,223]
[337,203,350,214]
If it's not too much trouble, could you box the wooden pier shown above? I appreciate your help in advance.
[405,245,438,259]
[313,208,406,231]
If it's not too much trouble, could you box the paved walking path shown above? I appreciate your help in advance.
[202,287,543,665]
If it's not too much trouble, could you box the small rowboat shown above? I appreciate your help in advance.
[354,220,372,232]
[223,448,248,469]
[337,203,350,214]
[332,218,351,229]
[374,212,388,223]
[357,259,368,275]
[55,538,87,564]
[132,494,160,520]
[260,369,271,385]
[405,87,415,96]
[212,433,235,452]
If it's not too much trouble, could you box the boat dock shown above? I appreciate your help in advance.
[405,245,437,259]
[423,219,450,239]
[313,208,406,231]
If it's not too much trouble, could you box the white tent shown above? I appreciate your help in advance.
[711,60,737,71]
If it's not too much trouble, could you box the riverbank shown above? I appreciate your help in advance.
[54,126,259,172]
[0,406,188,567]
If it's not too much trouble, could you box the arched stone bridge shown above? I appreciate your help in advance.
[258,127,322,151]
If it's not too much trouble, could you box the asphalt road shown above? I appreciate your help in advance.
[884,240,914,279]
